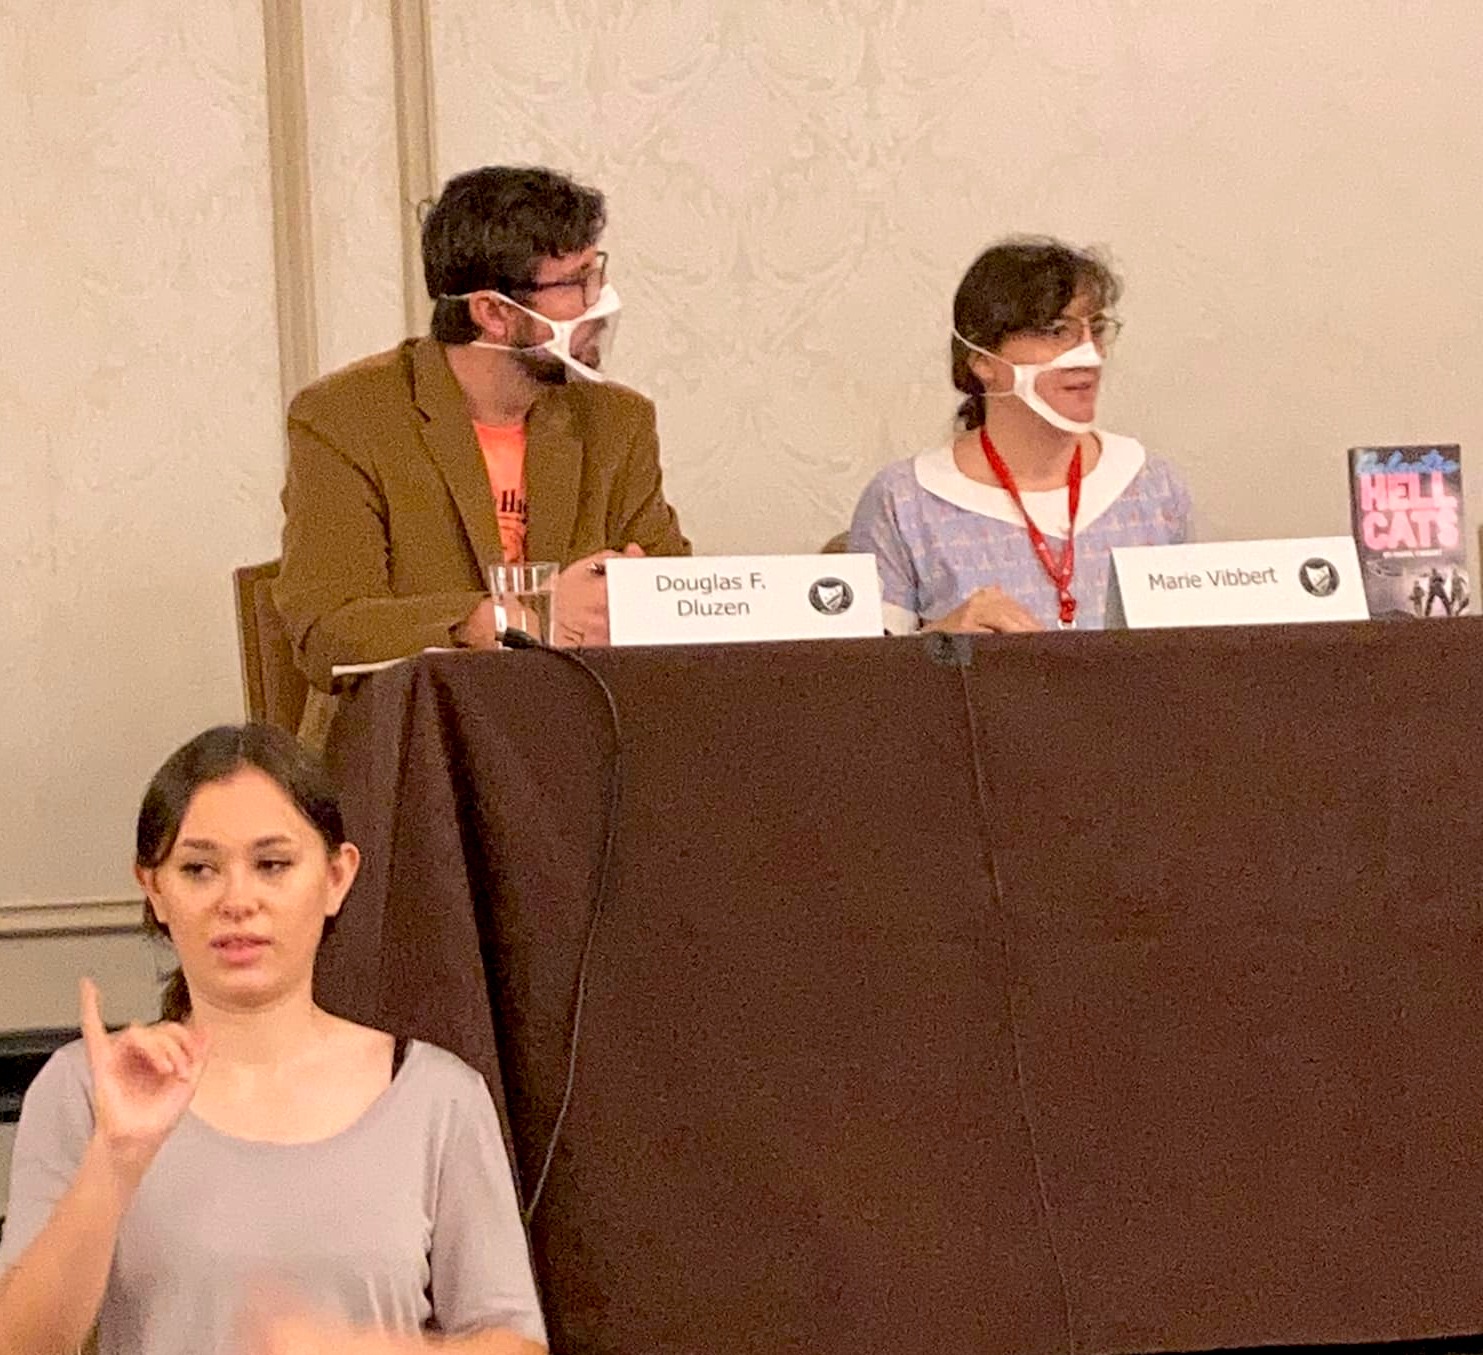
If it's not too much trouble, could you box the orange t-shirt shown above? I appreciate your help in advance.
[473,421,528,562]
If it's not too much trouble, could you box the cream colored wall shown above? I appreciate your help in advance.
[301,0,406,372]
[431,0,1483,556]
[0,2,282,915]
[0,933,162,1032]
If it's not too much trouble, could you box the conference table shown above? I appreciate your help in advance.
[317,621,1483,1355]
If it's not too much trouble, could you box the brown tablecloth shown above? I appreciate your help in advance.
[317,623,1483,1355]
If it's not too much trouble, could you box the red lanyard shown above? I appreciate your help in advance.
[979,428,1082,627]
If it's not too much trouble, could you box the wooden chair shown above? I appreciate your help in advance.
[821,531,850,553]
[232,560,309,733]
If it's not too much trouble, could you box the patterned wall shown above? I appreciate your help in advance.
[301,0,405,374]
[0,1,282,904]
[5,0,1483,906]
[431,0,1483,554]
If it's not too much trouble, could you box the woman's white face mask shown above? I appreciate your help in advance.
[456,284,623,383]
[953,329,1103,435]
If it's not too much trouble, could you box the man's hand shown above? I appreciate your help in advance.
[553,543,645,647]
[80,978,208,1185]
[922,587,1043,634]
[452,598,501,649]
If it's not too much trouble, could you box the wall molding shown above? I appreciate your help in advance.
[261,0,320,410]
[391,0,437,337]
[0,899,144,938]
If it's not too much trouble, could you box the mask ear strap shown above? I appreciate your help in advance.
[954,328,1014,397]
[488,291,548,327]
[450,289,527,348]
[951,325,988,356]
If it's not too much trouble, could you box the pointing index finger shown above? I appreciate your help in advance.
[79,978,109,1062]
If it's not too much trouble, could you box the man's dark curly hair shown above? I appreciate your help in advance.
[422,165,606,344]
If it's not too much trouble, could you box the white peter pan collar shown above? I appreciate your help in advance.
[913,431,1147,536]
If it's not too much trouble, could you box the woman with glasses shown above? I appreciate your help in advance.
[849,236,1192,633]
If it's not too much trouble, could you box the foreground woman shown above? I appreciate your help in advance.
[0,724,545,1355]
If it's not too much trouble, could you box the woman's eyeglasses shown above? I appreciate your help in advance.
[1027,313,1124,349]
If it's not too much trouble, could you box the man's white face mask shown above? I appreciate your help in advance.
[952,329,1103,435]
[455,283,622,383]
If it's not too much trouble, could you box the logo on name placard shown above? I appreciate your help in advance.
[808,578,855,615]
[1299,558,1339,597]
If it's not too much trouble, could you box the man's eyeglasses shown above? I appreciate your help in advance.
[509,252,608,309]
[1026,313,1124,350]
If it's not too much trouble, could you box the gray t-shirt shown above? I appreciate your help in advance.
[0,1039,546,1354]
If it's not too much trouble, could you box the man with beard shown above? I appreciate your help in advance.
[274,166,689,743]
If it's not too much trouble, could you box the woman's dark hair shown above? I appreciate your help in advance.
[950,235,1123,429]
[423,165,607,344]
[137,724,346,1022]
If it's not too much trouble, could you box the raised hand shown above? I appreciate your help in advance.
[79,977,209,1181]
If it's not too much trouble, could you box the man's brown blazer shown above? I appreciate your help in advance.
[273,336,691,729]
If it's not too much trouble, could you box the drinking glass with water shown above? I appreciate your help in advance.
[488,562,559,645]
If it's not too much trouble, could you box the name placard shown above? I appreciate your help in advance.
[1109,536,1370,628]
[606,554,884,646]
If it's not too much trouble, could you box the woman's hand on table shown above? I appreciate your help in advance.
[922,587,1043,634]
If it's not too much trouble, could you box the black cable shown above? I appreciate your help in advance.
[953,656,1076,1355]
[499,628,623,1225]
